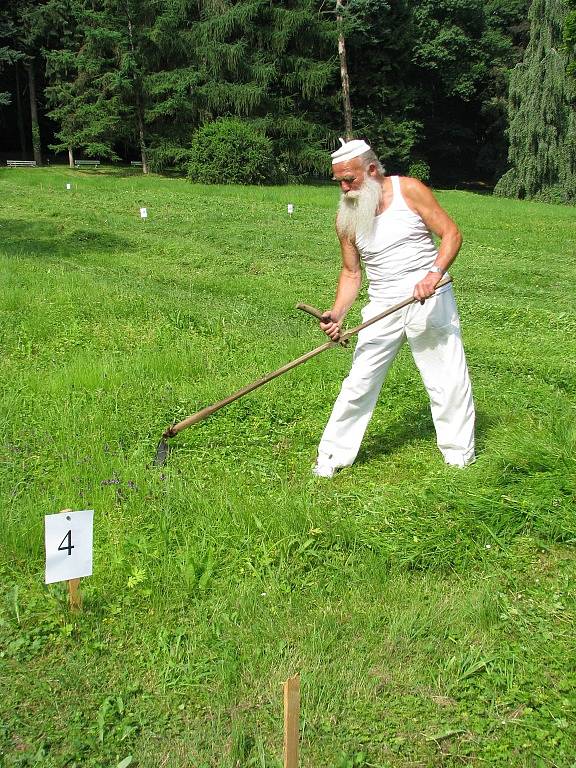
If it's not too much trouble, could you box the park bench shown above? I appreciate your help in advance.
[74,159,100,169]
[7,160,37,168]
[130,160,143,167]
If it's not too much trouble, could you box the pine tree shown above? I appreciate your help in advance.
[135,0,340,176]
[566,0,576,73]
[495,0,576,202]
[45,0,158,168]
[138,0,204,171]
[0,18,24,107]
[184,0,340,176]
[45,2,125,163]
[2,0,48,163]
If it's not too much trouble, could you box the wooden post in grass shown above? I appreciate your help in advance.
[283,674,300,768]
[67,577,82,612]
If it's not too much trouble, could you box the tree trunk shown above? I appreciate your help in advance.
[15,63,27,159]
[137,103,149,174]
[68,147,75,168]
[336,0,353,139]
[25,61,43,165]
[126,12,149,174]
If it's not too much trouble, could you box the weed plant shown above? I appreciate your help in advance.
[0,167,575,766]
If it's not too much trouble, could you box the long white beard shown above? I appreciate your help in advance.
[336,176,382,240]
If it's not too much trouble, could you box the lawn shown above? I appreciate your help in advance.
[1,166,575,767]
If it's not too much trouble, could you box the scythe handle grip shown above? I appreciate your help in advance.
[297,276,452,326]
[296,303,325,320]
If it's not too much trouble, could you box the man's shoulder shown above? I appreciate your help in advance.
[398,175,428,191]
[398,176,435,204]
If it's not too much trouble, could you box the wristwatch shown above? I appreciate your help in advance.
[429,265,445,275]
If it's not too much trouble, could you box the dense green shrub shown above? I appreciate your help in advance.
[407,159,431,183]
[187,119,278,185]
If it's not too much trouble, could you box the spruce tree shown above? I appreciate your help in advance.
[44,0,158,167]
[566,0,576,73]
[2,0,48,163]
[45,2,125,163]
[495,0,576,202]
[0,18,24,107]
[186,0,339,176]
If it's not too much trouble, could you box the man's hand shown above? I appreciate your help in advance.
[320,312,342,341]
[413,271,442,303]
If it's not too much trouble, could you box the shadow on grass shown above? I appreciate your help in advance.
[0,218,131,259]
[356,405,493,465]
[41,162,146,177]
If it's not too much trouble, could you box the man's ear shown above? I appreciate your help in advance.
[367,162,377,176]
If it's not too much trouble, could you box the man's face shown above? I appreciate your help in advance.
[332,159,366,198]
[334,159,382,239]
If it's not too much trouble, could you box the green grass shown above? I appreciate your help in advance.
[1,166,575,767]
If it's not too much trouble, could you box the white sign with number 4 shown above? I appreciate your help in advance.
[45,509,94,584]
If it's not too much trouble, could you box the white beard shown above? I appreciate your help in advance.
[336,176,382,241]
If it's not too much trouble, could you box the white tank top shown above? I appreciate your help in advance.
[355,175,450,303]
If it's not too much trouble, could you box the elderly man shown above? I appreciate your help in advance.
[313,138,475,478]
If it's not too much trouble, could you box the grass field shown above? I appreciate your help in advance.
[1,166,575,768]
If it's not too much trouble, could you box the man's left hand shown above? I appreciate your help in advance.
[413,272,442,303]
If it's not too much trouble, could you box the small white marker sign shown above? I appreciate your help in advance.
[66,183,71,190]
[140,207,148,219]
[45,509,94,584]
[287,203,294,215]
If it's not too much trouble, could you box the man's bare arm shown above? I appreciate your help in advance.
[401,177,463,301]
[320,235,362,340]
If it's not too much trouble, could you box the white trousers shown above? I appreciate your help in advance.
[317,287,475,468]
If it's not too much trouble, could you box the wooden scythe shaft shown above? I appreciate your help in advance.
[162,277,452,439]
[164,339,335,437]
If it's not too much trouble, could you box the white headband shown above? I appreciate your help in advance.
[331,137,371,165]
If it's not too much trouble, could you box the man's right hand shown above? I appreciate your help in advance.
[320,312,342,341]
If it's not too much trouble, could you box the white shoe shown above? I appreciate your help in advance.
[312,460,338,478]
[445,454,476,468]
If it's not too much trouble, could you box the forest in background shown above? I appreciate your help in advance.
[0,0,575,191]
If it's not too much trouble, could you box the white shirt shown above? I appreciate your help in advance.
[355,175,450,303]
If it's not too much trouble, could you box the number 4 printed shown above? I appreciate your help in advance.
[58,530,74,556]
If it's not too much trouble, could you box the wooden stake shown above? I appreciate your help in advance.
[283,675,300,768]
[67,577,82,612]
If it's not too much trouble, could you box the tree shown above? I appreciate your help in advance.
[2,0,48,163]
[168,0,340,176]
[45,0,160,169]
[336,0,353,138]
[0,19,24,107]
[474,0,530,180]
[566,0,576,72]
[45,4,126,164]
[341,0,423,172]
[495,0,576,202]
[0,0,537,182]
[335,0,532,181]
[41,0,341,176]
[136,0,204,172]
